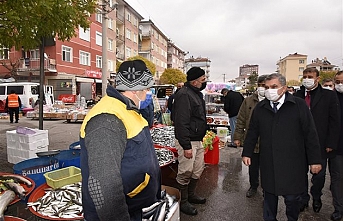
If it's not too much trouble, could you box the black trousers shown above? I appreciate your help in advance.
[249,152,260,189]
[8,107,19,123]
[263,191,301,221]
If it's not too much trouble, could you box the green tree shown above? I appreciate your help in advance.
[319,71,336,83]
[126,56,156,76]
[287,80,301,86]
[160,68,186,85]
[247,71,258,91]
[0,0,97,49]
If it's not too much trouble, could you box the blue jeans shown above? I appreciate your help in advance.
[229,116,237,144]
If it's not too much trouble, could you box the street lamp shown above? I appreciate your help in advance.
[100,0,117,97]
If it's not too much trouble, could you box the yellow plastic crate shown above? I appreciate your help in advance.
[44,166,81,189]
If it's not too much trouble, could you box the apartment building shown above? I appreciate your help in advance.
[235,64,259,87]
[138,19,168,80]
[167,40,187,72]
[307,57,340,72]
[276,52,307,81]
[184,56,211,80]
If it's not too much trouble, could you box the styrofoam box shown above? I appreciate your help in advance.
[6,129,48,144]
[17,146,49,159]
[6,140,19,149]
[18,139,49,150]
[7,155,26,164]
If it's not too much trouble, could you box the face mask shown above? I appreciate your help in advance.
[265,87,282,102]
[200,82,207,91]
[323,86,333,91]
[335,83,343,93]
[257,87,265,97]
[135,92,148,109]
[302,78,315,89]
[139,92,152,109]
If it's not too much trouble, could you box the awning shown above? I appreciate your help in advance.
[76,77,94,83]
[95,79,110,83]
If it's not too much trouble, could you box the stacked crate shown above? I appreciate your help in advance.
[6,129,49,164]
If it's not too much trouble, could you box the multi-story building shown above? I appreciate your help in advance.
[307,57,340,72]
[235,64,259,88]
[138,19,168,81]
[167,40,187,72]
[184,56,211,80]
[276,52,307,81]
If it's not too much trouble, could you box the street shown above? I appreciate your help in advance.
[0,117,334,221]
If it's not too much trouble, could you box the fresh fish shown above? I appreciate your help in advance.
[4,182,26,200]
[0,190,16,221]
[0,174,32,187]
[155,148,174,166]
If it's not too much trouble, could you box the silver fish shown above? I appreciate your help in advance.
[4,182,26,200]
[0,174,32,187]
[0,190,16,221]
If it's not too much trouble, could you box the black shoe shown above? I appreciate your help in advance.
[331,211,342,221]
[15,121,18,123]
[10,121,13,123]
[313,199,322,213]
[246,187,257,198]
[180,201,198,215]
[299,202,308,212]
[188,195,206,204]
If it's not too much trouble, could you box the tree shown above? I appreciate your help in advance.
[0,0,97,50]
[246,71,258,91]
[319,71,336,83]
[159,68,186,85]
[126,56,156,76]
[287,80,301,86]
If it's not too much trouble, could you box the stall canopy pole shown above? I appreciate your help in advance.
[39,37,45,130]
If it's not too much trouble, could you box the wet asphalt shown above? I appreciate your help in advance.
[0,117,335,221]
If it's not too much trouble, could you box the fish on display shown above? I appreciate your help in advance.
[154,148,174,167]
[27,182,83,219]
[0,174,32,188]
[3,182,26,200]
[142,191,177,221]
[0,190,16,221]
[150,126,175,148]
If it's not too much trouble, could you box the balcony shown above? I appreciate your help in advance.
[17,58,57,73]
[116,34,124,42]
[116,53,124,60]
[116,13,124,24]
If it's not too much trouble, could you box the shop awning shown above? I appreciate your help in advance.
[76,77,94,83]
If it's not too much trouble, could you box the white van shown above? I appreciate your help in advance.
[0,82,54,108]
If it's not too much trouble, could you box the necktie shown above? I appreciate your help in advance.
[305,91,311,107]
[273,102,279,113]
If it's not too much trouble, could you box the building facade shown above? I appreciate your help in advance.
[276,52,307,81]
[167,40,187,72]
[184,56,211,80]
[235,64,259,88]
[307,57,340,72]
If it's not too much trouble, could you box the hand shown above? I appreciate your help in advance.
[326,148,333,153]
[234,140,241,147]
[242,157,251,166]
[310,164,322,174]
[184,149,193,159]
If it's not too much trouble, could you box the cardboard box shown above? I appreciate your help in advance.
[162,185,180,221]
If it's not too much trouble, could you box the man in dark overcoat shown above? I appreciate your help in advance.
[242,73,322,221]
[294,67,341,218]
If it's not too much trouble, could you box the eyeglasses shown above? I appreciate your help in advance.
[323,84,334,87]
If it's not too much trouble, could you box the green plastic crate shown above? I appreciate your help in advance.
[44,166,81,189]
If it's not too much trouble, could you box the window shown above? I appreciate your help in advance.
[79,27,90,41]
[62,46,72,62]
[0,86,5,95]
[96,55,102,68]
[79,51,90,66]
[8,86,24,95]
[96,32,102,46]
[127,12,131,22]
[133,34,137,43]
[126,47,131,58]
[0,48,9,60]
[30,49,39,60]
[96,9,102,23]
[126,29,131,40]
[108,18,113,29]
[299,67,304,72]
[108,60,114,71]
[108,39,113,51]
[299,60,305,64]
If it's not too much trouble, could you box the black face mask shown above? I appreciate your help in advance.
[200,82,207,91]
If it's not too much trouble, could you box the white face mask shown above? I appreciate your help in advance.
[335,83,343,93]
[322,86,333,91]
[257,87,265,97]
[265,87,282,102]
[302,78,315,89]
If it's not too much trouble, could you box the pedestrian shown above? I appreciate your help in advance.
[331,70,343,221]
[233,75,267,198]
[5,90,22,123]
[322,78,335,90]
[221,87,244,147]
[79,60,161,221]
[173,67,208,216]
[242,73,322,221]
[294,67,341,216]
[167,82,184,123]
[140,90,154,127]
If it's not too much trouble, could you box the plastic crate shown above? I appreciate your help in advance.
[44,166,81,189]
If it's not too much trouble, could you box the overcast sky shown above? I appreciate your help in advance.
[125,0,343,82]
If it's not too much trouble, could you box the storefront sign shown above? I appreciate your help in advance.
[58,94,76,103]
[85,70,102,79]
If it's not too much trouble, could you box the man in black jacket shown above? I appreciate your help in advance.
[294,67,341,219]
[173,67,207,216]
[221,88,244,147]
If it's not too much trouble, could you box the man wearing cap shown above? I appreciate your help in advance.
[79,60,161,221]
[173,67,208,216]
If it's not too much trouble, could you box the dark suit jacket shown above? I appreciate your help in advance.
[294,85,341,159]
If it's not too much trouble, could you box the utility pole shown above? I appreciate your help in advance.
[222,74,226,82]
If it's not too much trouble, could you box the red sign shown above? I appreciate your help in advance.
[85,70,102,79]
[58,94,76,103]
